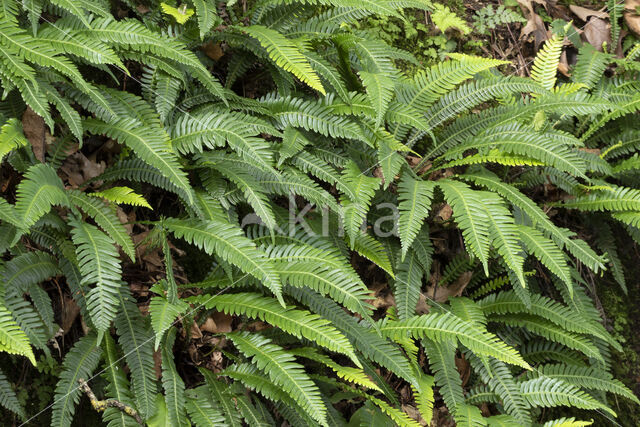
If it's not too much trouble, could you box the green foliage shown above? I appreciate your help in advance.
[473,5,525,35]
[0,1,639,425]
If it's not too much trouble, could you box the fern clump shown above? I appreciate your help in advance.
[0,0,638,425]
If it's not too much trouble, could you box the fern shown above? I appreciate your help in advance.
[531,34,564,91]
[228,331,327,425]
[189,292,359,363]
[51,334,102,427]
[69,217,122,342]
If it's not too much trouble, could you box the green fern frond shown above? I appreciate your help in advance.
[91,186,152,209]
[114,289,157,419]
[438,179,490,273]
[14,163,68,228]
[163,217,283,303]
[290,288,416,383]
[70,217,123,341]
[149,286,188,350]
[490,313,603,362]
[228,331,328,426]
[519,377,616,416]
[100,333,138,427]
[243,25,324,94]
[190,292,359,364]
[0,304,36,365]
[0,368,24,419]
[0,118,28,162]
[83,118,194,205]
[380,312,530,368]
[67,189,135,260]
[288,347,380,390]
[51,334,102,427]
[340,161,380,246]
[397,174,435,260]
[185,386,226,427]
[531,34,563,91]
[526,364,639,404]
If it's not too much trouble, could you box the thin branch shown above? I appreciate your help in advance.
[78,378,144,425]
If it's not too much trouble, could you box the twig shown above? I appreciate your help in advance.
[78,379,144,425]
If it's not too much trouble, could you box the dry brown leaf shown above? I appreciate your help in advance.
[455,353,471,386]
[200,317,218,334]
[569,5,608,21]
[625,0,640,36]
[518,0,549,49]
[22,107,47,162]
[202,42,224,60]
[60,296,80,335]
[59,152,106,187]
[584,17,611,51]
[210,311,233,333]
[424,271,473,303]
[558,51,571,76]
[190,320,203,339]
[436,203,453,221]
[153,349,162,379]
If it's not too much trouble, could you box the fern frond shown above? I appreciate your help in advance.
[100,333,138,427]
[0,368,24,419]
[83,118,194,205]
[519,377,615,416]
[228,331,327,425]
[70,217,122,341]
[85,17,226,101]
[163,218,283,303]
[161,329,188,427]
[340,161,380,246]
[381,312,530,368]
[51,334,102,427]
[243,25,324,93]
[526,364,639,404]
[290,288,416,383]
[200,371,243,427]
[424,338,465,414]
[149,288,188,350]
[0,304,36,365]
[490,314,602,362]
[185,387,226,427]
[359,71,394,128]
[91,186,151,209]
[67,190,135,260]
[190,292,359,364]
[288,347,380,390]
[531,34,563,91]
[397,175,435,260]
[15,163,68,228]
[438,179,490,273]
[0,118,28,162]
[192,0,221,38]
[114,289,157,419]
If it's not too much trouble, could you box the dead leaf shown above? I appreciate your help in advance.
[584,17,611,51]
[59,152,106,187]
[153,349,162,379]
[211,312,233,333]
[436,203,453,221]
[200,317,218,334]
[569,5,608,21]
[202,42,224,61]
[518,0,549,49]
[60,295,80,335]
[625,0,640,36]
[190,321,203,339]
[22,107,46,162]
[424,271,473,303]
[558,51,571,76]
[455,353,471,386]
